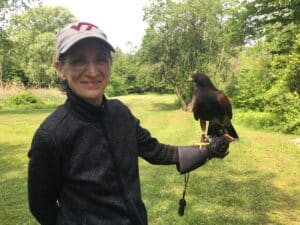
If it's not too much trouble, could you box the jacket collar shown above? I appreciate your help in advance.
[66,91,107,122]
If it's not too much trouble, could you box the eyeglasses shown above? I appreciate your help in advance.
[62,55,111,71]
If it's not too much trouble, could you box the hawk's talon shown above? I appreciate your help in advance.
[193,142,210,149]
[223,133,235,142]
[201,134,210,143]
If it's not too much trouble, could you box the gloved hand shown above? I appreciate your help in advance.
[208,136,229,158]
[177,136,230,174]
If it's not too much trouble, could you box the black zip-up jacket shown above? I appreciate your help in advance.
[28,92,179,225]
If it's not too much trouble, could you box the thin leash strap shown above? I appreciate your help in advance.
[178,172,190,216]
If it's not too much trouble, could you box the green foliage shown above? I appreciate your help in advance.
[235,105,300,135]
[105,75,127,97]
[0,21,28,84]
[234,110,280,130]
[232,43,273,111]
[1,57,28,84]
[260,35,300,134]
[141,0,239,109]
[230,0,300,134]
[232,43,300,134]
[264,81,300,134]
[237,0,300,49]
[4,92,44,109]
[109,49,172,96]
[285,33,300,95]
[5,6,76,87]
[0,0,41,27]
[135,63,173,93]
[25,32,58,87]
[0,87,66,110]
[111,49,140,94]
[283,118,300,135]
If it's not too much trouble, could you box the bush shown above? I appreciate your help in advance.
[234,110,279,129]
[283,118,300,134]
[4,92,45,109]
[234,109,300,135]
[106,76,127,97]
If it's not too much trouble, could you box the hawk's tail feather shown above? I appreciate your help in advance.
[207,121,239,140]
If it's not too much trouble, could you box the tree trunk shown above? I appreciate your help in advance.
[186,95,195,112]
[174,85,187,111]
[214,47,225,75]
[0,61,3,87]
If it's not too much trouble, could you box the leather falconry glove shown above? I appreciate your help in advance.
[177,136,229,174]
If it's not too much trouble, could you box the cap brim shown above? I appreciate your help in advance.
[58,34,115,58]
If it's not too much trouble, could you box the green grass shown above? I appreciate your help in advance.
[0,94,299,225]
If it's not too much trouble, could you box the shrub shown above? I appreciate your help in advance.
[106,76,127,97]
[4,92,45,109]
[234,109,300,135]
[283,118,300,134]
[234,110,279,129]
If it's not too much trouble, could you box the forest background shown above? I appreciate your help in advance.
[0,0,299,134]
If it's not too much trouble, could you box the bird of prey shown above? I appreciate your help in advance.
[190,72,238,143]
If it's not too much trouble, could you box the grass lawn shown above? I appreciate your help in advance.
[0,93,299,225]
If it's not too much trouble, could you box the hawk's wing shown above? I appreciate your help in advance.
[216,91,232,119]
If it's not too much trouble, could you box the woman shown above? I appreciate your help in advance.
[28,21,229,225]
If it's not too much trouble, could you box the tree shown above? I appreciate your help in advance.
[0,0,41,84]
[285,33,300,95]
[108,47,172,96]
[235,0,300,98]
[232,42,273,111]
[237,0,300,53]
[26,32,57,87]
[6,6,77,87]
[141,0,239,110]
[0,0,41,28]
[111,49,140,94]
[230,0,300,134]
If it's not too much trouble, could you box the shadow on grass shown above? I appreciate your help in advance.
[151,102,179,112]
[0,176,37,225]
[0,142,36,224]
[0,142,28,178]
[140,164,297,225]
[0,107,55,116]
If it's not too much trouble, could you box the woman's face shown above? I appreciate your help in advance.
[55,38,112,106]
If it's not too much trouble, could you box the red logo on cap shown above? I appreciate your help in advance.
[71,22,98,31]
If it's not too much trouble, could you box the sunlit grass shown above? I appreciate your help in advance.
[0,108,53,225]
[0,93,299,225]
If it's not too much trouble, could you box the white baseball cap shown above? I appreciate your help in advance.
[56,21,115,59]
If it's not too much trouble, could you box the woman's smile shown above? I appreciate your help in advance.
[56,39,112,106]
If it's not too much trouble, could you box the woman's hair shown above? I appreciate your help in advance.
[59,79,71,94]
[57,53,72,93]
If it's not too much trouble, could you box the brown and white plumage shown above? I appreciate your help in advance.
[190,72,238,142]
